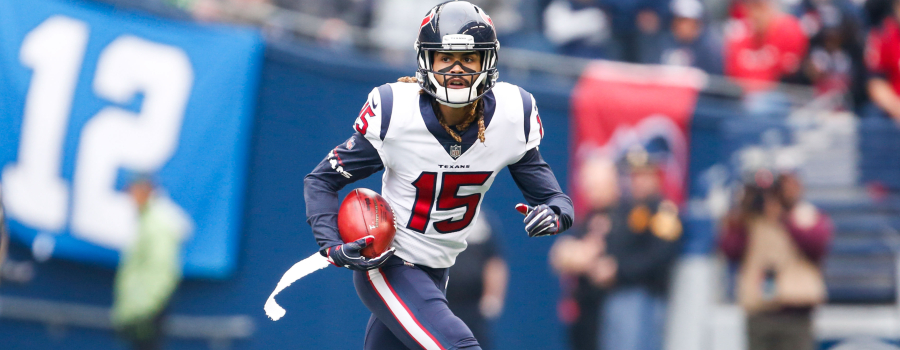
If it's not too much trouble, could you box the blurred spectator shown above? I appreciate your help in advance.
[543,0,611,58]
[864,0,900,121]
[719,170,832,350]
[593,148,681,350]
[724,0,808,92]
[794,0,865,35]
[112,176,192,350]
[795,0,867,106]
[602,0,671,62]
[270,0,373,46]
[554,149,681,350]
[167,0,274,23]
[369,0,444,65]
[552,211,611,350]
[272,0,371,26]
[447,211,508,350]
[631,4,669,64]
[551,156,620,350]
[472,0,525,37]
[642,0,724,74]
[866,0,895,27]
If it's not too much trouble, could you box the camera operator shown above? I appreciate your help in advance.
[719,169,832,350]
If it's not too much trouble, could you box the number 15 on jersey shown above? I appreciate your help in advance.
[407,171,492,234]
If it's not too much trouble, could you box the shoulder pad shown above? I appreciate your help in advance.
[353,84,394,142]
[515,86,542,148]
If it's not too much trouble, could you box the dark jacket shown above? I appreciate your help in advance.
[606,196,682,295]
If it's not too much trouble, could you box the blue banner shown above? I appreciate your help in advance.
[0,0,263,278]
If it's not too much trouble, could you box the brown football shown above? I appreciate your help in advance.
[337,188,396,259]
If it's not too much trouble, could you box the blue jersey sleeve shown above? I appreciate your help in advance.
[304,133,384,253]
[507,147,574,233]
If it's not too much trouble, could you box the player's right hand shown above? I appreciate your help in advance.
[516,203,560,237]
[324,235,395,271]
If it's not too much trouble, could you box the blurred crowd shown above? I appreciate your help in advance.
[550,148,684,350]
[718,166,832,350]
[546,147,833,350]
[109,0,900,119]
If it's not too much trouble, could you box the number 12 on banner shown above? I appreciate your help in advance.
[2,16,194,250]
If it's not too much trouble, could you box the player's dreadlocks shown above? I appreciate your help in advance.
[398,77,486,144]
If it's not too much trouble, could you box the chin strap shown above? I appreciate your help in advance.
[434,98,474,108]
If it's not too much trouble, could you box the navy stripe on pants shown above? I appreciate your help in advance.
[353,256,481,350]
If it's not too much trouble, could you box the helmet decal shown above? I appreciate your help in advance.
[419,9,435,32]
[479,10,493,28]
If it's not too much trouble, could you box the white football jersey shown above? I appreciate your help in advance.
[353,82,543,268]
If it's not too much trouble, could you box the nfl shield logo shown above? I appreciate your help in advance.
[450,144,462,159]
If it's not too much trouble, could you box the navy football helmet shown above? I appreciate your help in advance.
[415,1,499,107]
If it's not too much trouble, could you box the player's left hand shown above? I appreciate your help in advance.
[325,236,395,271]
[516,203,560,237]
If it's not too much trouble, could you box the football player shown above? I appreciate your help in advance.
[304,1,575,349]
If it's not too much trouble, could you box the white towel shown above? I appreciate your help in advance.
[264,252,331,321]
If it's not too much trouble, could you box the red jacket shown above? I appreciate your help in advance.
[724,15,808,91]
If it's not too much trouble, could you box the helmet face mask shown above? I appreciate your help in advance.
[418,49,495,107]
[415,1,499,108]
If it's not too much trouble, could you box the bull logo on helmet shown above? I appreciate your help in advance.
[420,9,435,32]
[479,11,493,28]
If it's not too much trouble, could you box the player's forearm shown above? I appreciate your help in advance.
[306,214,343,252]
[508,148,575,233]
[304,133,385,252]
[868,78,900,119]
[546,196,574,233]
[303,174,345,252]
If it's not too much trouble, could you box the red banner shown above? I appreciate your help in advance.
[571,61,704,217]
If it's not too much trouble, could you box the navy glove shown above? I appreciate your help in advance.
[516,203,560,237]
[324,235,395,271]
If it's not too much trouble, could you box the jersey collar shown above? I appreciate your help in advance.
[419,91,495,160]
